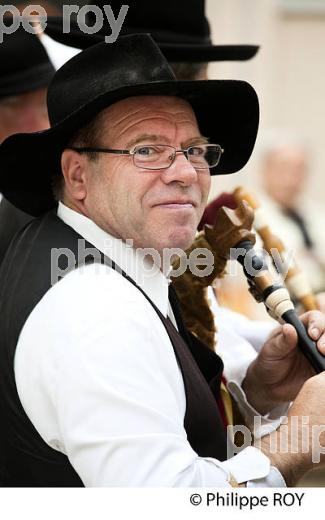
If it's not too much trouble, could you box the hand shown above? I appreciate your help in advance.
[242,310,325,415]
[258,372,325,486]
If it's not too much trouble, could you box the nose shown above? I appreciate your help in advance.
[160,151,198,186]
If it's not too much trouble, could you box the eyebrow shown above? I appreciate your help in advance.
[125,134,209,149]
[183,136,209,147]
[125,134,169,149]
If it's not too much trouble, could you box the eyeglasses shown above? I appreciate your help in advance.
[70,143,224,171]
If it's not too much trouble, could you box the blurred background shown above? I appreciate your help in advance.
[206,0,325,203]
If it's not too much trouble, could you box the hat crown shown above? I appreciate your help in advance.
[44,1,258,63]
[47,34,175,127]
[0,23,54,98]
[92,0,211,44]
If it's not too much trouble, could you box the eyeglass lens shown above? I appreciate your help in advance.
[133,144,222,170]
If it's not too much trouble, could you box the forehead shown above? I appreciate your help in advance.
[98,96,200,143]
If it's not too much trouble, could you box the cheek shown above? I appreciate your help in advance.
[84,162,110,209]
[124,169,158,211]
[199,173,211,202]
[93,161,137,216]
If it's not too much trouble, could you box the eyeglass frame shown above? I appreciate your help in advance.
[68,143,224,171]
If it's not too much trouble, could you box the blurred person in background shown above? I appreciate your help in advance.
[45,0,258,77]
[258,131,325,294]
[0,23,55,265]
[0,21,54,484]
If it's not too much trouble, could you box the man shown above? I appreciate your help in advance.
[4,0,278,444]
[44,0,271,387]
[0,35,325,487]
[0,23,55,264]
[1,4,271,419]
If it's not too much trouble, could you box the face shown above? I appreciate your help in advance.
[0,87,49,143]
[262,146,308,209]
[64,96,211,255]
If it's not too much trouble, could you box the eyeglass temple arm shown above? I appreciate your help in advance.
[69,147,131,155]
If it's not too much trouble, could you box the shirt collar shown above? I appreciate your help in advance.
[57,202,170,317]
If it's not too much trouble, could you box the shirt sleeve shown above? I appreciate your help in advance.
[15,264,284,487]
[216,447,286,487]
[208,287,289,436]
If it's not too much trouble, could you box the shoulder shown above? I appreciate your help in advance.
[15,264,184,452]
[49,262,146,304]
[17,262,170,363]
[15,262,175,393]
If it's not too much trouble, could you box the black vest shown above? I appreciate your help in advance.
[0,212,227,486]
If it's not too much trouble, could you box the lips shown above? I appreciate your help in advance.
[153,199,197,208]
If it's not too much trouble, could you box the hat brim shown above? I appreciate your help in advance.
[0,61,55,98]
[45,18,259,62]
[159,43,259,62]
[0,79,258,216]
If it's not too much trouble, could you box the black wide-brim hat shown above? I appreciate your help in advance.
[0,23,55,98]
[0,34,259,217]
[45,0,259,62]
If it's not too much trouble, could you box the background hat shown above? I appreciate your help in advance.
[0,34,259,217]
[45,0,259,62]
[0,22,55,98]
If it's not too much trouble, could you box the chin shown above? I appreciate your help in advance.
[166,227,196,251]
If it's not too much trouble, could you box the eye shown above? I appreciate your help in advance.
[135,146,159,157]
[188,145,205,156]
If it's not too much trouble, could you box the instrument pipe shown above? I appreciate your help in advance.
[233,187,319,312]
[236,239,325,373]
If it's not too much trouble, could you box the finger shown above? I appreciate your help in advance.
[266,325,283,341]
[282,323,298,351]
[296,310,325,356]
[300,311,325,341]
[270,323,298,357]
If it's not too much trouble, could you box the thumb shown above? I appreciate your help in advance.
[280,323,298,354]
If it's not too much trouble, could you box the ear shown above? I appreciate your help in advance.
[61,149,88,202]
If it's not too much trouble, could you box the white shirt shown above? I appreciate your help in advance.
[40,33,80,70]
[14,203,285,487]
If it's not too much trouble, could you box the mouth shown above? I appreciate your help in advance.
[153,200,197,209]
